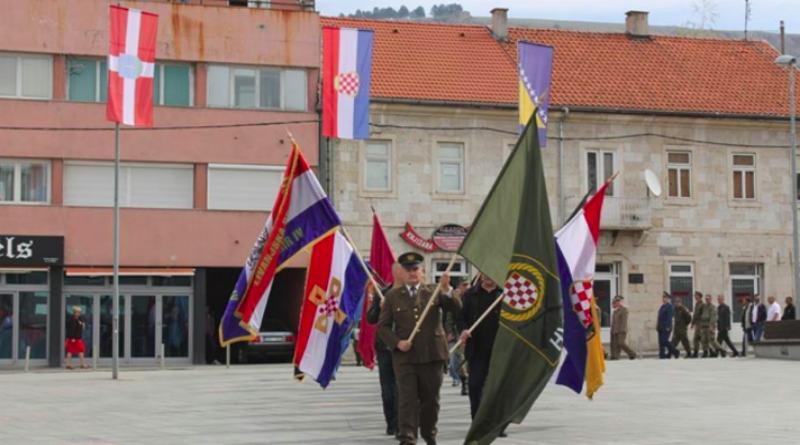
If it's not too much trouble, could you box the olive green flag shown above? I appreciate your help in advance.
[459,112,563,445]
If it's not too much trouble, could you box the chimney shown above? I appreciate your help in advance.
[491,8,509,41]
[625,11,649,37]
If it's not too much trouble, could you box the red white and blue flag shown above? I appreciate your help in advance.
[322,27,374,140]
[294,230,368,388]
[219,143,342,346]
[555,182,610,394]
[107,5,158,127]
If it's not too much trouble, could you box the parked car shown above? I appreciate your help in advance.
[233,319,295,364]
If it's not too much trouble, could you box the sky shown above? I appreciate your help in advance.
[317,0,800,33]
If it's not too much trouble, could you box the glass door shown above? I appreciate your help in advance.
[18,291,48,361]
[0,293,13,363]
[595,263,618,344]
[130,295,157,362]
[99,295,124,360]
[162,296,190,359]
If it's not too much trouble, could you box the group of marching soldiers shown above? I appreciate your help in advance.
[668,292,740,358]
[365,252,505,445]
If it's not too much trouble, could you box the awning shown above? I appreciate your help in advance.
[65,267,195,277]
[0,267,49,273]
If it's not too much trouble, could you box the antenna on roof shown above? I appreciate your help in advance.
[744,0,751,41]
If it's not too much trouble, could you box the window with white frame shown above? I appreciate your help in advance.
[0,160,50,204]
[0,53,52,100]
[669,263,695,311]
[206,65,306,111]
[64,162,193,209]
[732,153,756,200]
[437,142,464,194]
[586,150,615,196]
[364,141,391,191]
[68,59,192,106]
[730,263,762,324]
[667,151,692,198]
[432,260,470,287]
[207,164,283,211]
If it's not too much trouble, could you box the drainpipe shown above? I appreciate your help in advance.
[558,107,570,226]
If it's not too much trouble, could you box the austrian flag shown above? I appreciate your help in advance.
[107,5,158,127]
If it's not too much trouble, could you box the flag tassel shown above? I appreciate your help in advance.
[408,253,458,344]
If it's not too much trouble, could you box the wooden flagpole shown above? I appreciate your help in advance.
[449,290,504,354]
[407,253,458,344]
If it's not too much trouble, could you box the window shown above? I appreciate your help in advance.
[732,154,756,200]
[0,160,50,204]
[730,263,762,324]
[437,142,464,194]
[667,151,691,198]
[669,263,695,311]
[64,162,194,209]
[207,65,307,111]
[69,59,191,106]
[364,141,391,191]
[207,164,283,211]
[586,150,615,196]
[432,260,470,287]
[0,53,52,99]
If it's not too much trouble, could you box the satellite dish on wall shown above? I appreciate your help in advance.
[644,169,662,197]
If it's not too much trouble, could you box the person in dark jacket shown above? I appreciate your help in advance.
[741,297,753,357]
[366,262,404,437]
[65,306,88,370]
[715,295,739,357]
[657,293,680,359]
[782,297,796,321]
[751,294,768,341]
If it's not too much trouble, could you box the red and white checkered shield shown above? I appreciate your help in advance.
[334,71,361,97]
[502,272,539,310]
[569,280,594,329]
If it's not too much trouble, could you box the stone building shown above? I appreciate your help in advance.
[322,10,799,350]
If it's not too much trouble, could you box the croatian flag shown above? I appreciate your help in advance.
[554,182,610,394]
[294,230,369,388]
[322,27,374,140]
[107,5,158,127]
[219,143,342,346]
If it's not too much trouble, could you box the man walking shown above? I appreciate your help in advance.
[657,293,680,359]
[367,262,404,437]
[378,252,461,445]
[444,281,468,396]
[751,294,767,341]
[767,296,782,322]
[782,297,796,321]
[700,294,722,357]
[741,297,753,357]
[671,298,693,358]
[610,296,637,360]
[716,295,739,357]
[690,291,705,358]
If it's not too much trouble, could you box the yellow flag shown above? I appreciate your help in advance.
[585,296,606,400]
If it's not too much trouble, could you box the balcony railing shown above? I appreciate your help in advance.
[143,0,315,12]
[564,196,652,230]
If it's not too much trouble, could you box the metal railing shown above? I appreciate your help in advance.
[140,0,315,11]
[564,196,652,230]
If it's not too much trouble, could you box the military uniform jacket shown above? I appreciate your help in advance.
[700,303,717,329]
[611,306,629,334]
[674,305,692,333]
[378,284,462,365]
[691,301,706,326]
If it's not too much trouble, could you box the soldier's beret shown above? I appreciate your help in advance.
[399,252,424,268]
[613,295,624,302]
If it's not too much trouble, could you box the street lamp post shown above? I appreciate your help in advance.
[776,54,799,318]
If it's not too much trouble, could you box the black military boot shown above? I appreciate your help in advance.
[461,378,468,396]
[719,349,727,358]
[691,350,699,358]
[702,350,709,358]
[710,350,718,358]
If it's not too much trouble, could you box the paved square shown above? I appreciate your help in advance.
[1,357,795,445]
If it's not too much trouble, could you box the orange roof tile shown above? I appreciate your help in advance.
[321,17,797,117]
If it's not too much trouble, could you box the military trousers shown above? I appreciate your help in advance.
[670,330,691,354]
[699,327,721,352]
[692,327,702,351]
[610,332,636,359]
[393,360,445,445]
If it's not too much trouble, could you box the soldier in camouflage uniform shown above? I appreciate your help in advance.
[702,294,722,357]
[690,291,705,358]
[670,297,693,358]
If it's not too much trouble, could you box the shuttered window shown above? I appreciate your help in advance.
[207,165,283,211]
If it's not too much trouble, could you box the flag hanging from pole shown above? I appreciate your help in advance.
[294,230,369,388]
[107,5,158,127]
[518,41,554,146]
[322,27,374,140]
[219,142,342,346]
[459,112,563,445]
[554,182,610,398]
[357,211,396,369]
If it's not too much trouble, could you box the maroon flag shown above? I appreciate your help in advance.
[107,5,158,127]
[357,211,396,369]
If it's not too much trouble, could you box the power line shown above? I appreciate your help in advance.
[0,119,320,132]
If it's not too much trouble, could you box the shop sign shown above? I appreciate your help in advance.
[399,223,437,253]
[0,235,64,266]
[431,224,468,252]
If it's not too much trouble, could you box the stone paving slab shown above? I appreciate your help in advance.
[1,357,796,445]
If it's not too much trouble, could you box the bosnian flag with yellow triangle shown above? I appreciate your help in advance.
[518,41,554,147]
